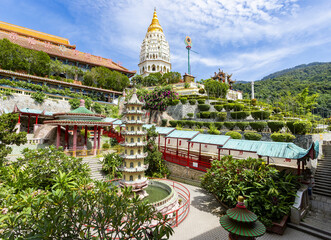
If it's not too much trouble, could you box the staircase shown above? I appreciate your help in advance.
[82,156,107,181]
[314,143,331,198]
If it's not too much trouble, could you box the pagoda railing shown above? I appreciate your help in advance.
[123,120,144,124]
[117,164,149,172]
[121,130,147,136]
[123,110,144,114]
[120,142,147,147]
[119,152,148,159]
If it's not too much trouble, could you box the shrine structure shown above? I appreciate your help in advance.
[119,89,149,192]
[212,69,235,89]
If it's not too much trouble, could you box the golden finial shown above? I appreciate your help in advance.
[238,196,244,203]
[147,8,163,33]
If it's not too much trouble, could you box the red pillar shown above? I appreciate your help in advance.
[93,125,97,155]
[187,142,190,166]
[218,148,220,161]
[267,156,270,165]
[65,125,69,149]
[27,114,30,133]
[97,126,101,154]
[164,137,167,154]
[73,125,77,157]
[18,113,21,124]
[56,125,61,148]
[35,115,39,124]
[199,143,201,161]
[84,125,88,147]
[176,138,179,156]
[158,134,160,151]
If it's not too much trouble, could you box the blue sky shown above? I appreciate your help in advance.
[1,0,331,82]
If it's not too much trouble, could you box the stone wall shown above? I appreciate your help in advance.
[167,103,198,120]
[166,161,204,182]
[0,93,71,113]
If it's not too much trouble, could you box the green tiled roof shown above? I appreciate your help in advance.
[112,120,123,125]
[70,107,94,114]
[142,125,175,135]
[189,134,230,146]
[102,117,117,123]
[166,130,200,139]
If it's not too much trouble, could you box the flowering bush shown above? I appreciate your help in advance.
[138,86,178,111]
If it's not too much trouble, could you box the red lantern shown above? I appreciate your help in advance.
[179,140,181,146]
[168,139,170,144]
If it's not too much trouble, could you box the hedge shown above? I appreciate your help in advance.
[198,88,205,94]
[224,122,236,130]
[236,122,249,131]
[251,111,271,120]
[169,120,177,127]
[189,99,196,105]
[224,103,234,111]
[273,107,281,113]
[214,122,224,130]
[171,99,180,105]
[225,131,242,139]
[187,113,194,118]
[233,103,245,111]
[161,119,167,127]
[203,122,212,128]
[198,104,210,111]
[196,113,200,118]
[196,122,203,128]
[214,105,223,112]
[244,132,262,140]
[267,121,285,132]
[217,112,227,121]
[230,111,250,120]
[249,122,267,132]
[180,97,187,104]
[211,101,223,105]
[271,132,296,142]
[286,121,312,135]
[200,111,211,118]
[198,99,205,104]
[210,112,217,119]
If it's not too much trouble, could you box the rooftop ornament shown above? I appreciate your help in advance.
[220,196,266,240]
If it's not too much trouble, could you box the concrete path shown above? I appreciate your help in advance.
[170,183,320,240]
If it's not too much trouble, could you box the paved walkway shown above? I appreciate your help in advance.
[170,183,320,240]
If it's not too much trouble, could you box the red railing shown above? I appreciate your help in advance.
[103,130,124,143]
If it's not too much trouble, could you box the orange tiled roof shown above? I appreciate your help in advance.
[0,30,135,76]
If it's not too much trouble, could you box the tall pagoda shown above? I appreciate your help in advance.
[119,89,149,192]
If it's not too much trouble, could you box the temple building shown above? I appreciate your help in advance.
[138,9,171,77]
[119,89,148,192]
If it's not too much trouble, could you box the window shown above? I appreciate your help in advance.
[137,116,140,120]
[137,127,140,131]
[132,106,134,110]
[124,161,127,167]
[152,65,156,71]
[138,162,141,167]
[138,149,141,154]
[124,175,126,180]
[130,150,134,155]
[131,138,134,143]
[138,175,141,180]
[130,162,133,168]
[125,150,127,154]
[131,126,134,131]
[130,175,133,181]
[131,116,134,120]
[138,138,140,142]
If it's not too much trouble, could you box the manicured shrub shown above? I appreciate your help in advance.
[198,104,210,111]
[225,131,242,139]
[189,99,196,105]
[207,124,220,135]
[270,113,284,120]
[273,107,281,113]
[271,132,296,142]
[244,132,262,140]
[224,122,236,130]
[293,121,312,135]
[211,101,223,105]
[169,120,177,127]
[200,111,211,118]
[251,98,257,106]
[180,97,187,104]
[217,112,227,121]
[198,99,205,104]
[196,113,201,118]
[286,121,295,133]
[186,120,195,128]
[214,105,223,112]
[224,103,234,111]
[230,111,250,120]
[196,122,203,128]
[214,122,224,130]
[203,122,212,128]
[233,103,244,111]
[177,120,184,126]
[236,122,249,131]
[161,119,167,126]
[187,113,194,118]
[267,121,285,132]
[251,111,271,120]
[210,112,217,119]
[228,100,235,103]
[171,99,180,105]
[102,142,110,150]
[249,122,267,132]
[198,88,205,94]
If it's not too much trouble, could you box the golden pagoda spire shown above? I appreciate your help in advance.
[147,8,163,33]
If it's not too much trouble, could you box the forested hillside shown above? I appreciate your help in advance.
[233,62,331,117]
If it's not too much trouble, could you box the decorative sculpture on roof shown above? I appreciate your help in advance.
[212,68,235,89]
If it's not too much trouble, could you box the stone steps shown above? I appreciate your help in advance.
[288,223,331,240]
[313,147,331,197]
[82,156,107,181]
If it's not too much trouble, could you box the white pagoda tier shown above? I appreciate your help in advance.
[119,89,148,192]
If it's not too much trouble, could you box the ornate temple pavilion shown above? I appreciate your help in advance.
[44,99,110,156]
[119,89,148,192]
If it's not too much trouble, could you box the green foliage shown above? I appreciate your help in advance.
[207,124,220,135]
[0,113,27,164]
[233,103,245,111]
[198,88,205,94]
[92,102,103,114]
[189,99,196,105]
[236,122,249,131]
[161,119,168,126]
[101,152,122,178]
[217,112,227,121]
[249,122,267,132]
[180,97,187,104]
[201,156,299,226]
[251,98,257,106]
[210,112,217,119]
[251,111,271,120]
[267,121,285,132]
[224,103,234,111]
[204,79,229,98]
[214,122,224,130]
[196,113,200,118]
[293,121,312,135]
[184,82,190,88]
[214,105,223,112]
[200,111,211,118]
[225,131,242,139]
[162,71,181,84]
[195,121,203,128]
[197,99,205,104]
[31,91,46,103]
[187,113,194,118]
[169,120,177,127]
[203,122,212,128]
[198,104,210,111]
[102,142,110,150]
[230,111,250,120]
[271,132,296,142]
[80,129,91,138]
[224,122,236,130]
[273,107,281,113]
[244,132,262,140]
